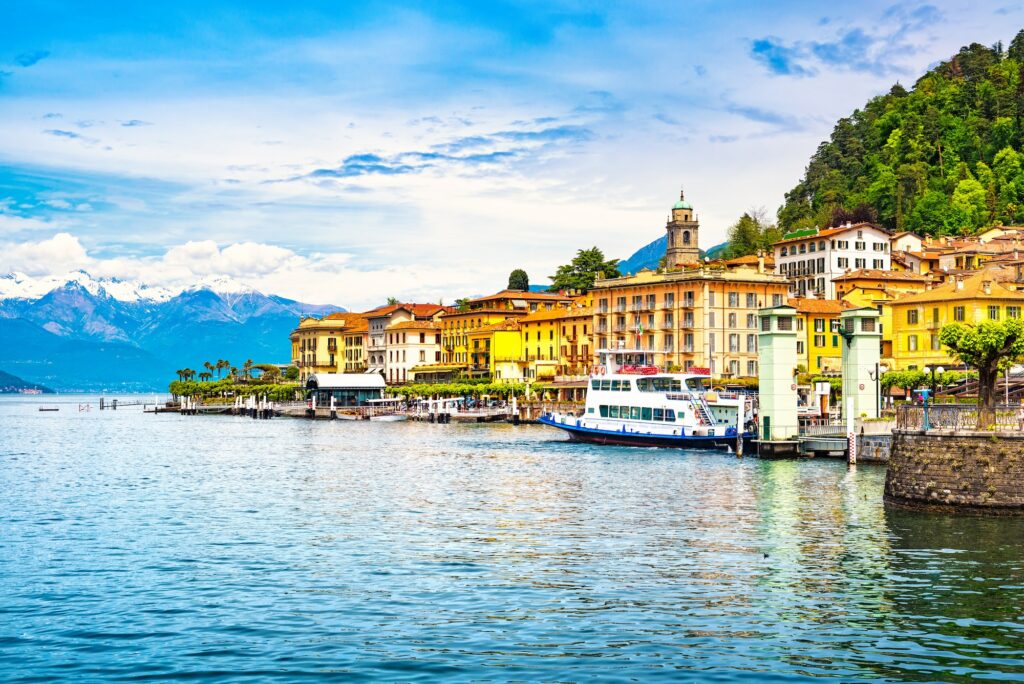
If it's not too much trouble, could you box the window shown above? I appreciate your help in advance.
[1009,306,1021,319]
[630,407,641,420]
[796,340,805,354]
[861,318,875,332]
[747,360,757,376]
[814,318,825,333]
[855,241,865,250]
[908,335,918,351]
[814,334,825,347]
[809,242,816,253]
[683,312,694,327]
[728,292,739,307]
[609,405,619,418]
[781,247,788,256]
[799,243,807,253]
[838,257,849,268]
[873,259,884,269]
[728,313,737,327]
[855,258,866,269]
[709,334,716,352]
[761,317,771,332]
[747,314,756,328]
[932,308,939,325]
[684,333,694,351]
[777,316,793,331]
[665,293,675,307]
[709,312,715,327]
[729,360,740,376]
[599,405,609,417]
[907,309,918,325]
[772,294,784,306]
[954,306,965,322]
[746,293,757,308]
[989,305,1000,320]
[819,240,826,251]
[708,292,715,306]
[746,334,757,352]
[931,334,940,351]
[729,334,740,352]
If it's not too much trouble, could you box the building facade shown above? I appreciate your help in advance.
[773,222,891,299]
[889,271,1024,370]
[591,265,789,379]
[290,313,368,384]
[385,320,442,384]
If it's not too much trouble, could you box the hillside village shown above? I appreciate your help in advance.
[290,192,1024,395]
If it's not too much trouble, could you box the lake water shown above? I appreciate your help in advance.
[1,395,1023,682]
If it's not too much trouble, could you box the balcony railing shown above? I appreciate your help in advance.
[659,322,674,330]
[660,301,674,309]
[614,304,627,312]
[613,324,627,332]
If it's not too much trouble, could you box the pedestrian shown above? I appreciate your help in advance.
[1017,404,1024,431]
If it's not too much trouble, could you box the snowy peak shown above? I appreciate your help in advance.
[187,275,261,296]
[0,271,237,303]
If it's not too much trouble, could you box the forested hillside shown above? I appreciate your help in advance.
[779,31,1024,236]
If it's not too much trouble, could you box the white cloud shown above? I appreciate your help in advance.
[0,232,91,275]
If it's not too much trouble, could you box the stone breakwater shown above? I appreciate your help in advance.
[885,430,1024,515]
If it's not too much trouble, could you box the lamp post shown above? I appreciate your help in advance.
[925,365,945,399]
[867,363,888,416]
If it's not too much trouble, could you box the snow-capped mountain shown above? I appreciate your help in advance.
[0,271,346,391]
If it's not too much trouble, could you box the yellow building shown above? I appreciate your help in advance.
[517,298,593,381]
[290,313,368,384]
[467,319,525,381]
[591,265,789,378]
[438,289,573,377]
[833,269,932,358]
[788,298,851,375]
[889,271,1024,370]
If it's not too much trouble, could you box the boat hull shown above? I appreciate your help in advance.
[539,414,755,452]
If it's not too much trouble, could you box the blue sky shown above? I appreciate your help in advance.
[1,0,1021,307]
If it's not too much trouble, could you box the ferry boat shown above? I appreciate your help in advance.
[539,348,757,451]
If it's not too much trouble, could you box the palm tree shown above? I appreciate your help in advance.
[230,366,238,381]
[182,368,196,381]
[216,359,227,379]
[199,371,212,382]
[243,359,254,382]
[175,369,185,381]
[204,361,215,378]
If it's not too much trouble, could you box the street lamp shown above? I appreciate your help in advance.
[925,365,945,398]
[867,363,889,416]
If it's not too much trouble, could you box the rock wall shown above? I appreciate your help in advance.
[859,434,891,463]
[885,430,1024,514]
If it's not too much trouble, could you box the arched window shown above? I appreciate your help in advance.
[683,231,691,245]
[669,232,675,247]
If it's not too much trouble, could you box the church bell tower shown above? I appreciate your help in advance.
[665,189,700,268]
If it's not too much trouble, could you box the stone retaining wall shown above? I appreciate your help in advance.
[859,434,891,463]
[885,430,1024,515]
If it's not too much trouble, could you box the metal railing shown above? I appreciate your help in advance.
[896,403,1024,432]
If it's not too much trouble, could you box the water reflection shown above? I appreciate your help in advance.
[1,397,1022,682]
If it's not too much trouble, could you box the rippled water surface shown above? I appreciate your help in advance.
[2,395,1023,682]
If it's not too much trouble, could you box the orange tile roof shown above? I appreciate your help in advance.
[787,297,855,315]
[470,319,521,333]
[832,269,932,283]
[774,222,887,247]
[519,305,592,323]
[891,270,1024,305]
[465,289,572,304]
[387,320,439,331]
[364,303,448,317]
[720,254,776,267]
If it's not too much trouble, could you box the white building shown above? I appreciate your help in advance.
[368,303,448,382]
[773,222,891,299]
[385,320,443,384]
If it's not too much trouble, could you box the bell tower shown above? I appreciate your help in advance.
[665,189,700,268]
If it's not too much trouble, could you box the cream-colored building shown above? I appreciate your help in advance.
[365,303,447,381]
[385,320,443,384]
[290,313,369,384]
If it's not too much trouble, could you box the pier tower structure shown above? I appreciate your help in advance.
[840,307,882,420]
[757,305,799,441]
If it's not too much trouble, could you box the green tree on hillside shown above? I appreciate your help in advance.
[940,318,1024,427]
[777,34,1024,235]
[723,209,782,259]
[549,248,620,292]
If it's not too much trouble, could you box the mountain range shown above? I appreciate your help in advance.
[0,369,53,394]
[617,235,728,275]
[0,271,342,392]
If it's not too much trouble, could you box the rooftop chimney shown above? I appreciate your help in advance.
[955,276,965,292]
[983,280,992,295]
[757,250,765,274]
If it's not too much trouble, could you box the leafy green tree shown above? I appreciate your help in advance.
[284,365,300,381]
[549,247,620,292]
[940,318,1024,427]
[951,178,988,232]
[724,209,782,259]
[507,269,529,291]
[386,297,400,305]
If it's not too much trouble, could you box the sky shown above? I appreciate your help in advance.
[1,0,1022,309]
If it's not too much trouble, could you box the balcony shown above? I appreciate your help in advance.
[613,323,627,333]
[659,322,675,331]
[660,301,675,310]
[614,304,627,313]
[682,299,695,308]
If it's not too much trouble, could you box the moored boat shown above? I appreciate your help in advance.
[539,348,757,452]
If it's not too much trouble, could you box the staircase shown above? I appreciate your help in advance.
[691,395,716,426]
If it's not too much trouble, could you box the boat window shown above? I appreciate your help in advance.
[609,406,619,418]
[685,378,708,392]
[670,380,682,392]
[653,408,664,421]
[587,407,595,414]
[641,407,652,421]
[665,409,676,422]
[630,406,641,420]
[637,377,673,392]
[599,405,608,417]
[620,381,632,392]
[591,379,600,390]
[600,380,611,391]
[610,380,620,391]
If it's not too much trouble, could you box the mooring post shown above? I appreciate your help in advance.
[846,396,857,465]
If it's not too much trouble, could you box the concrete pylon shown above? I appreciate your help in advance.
[757,305,799,441]
[840,307,882,420]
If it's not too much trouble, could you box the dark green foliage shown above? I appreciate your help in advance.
[778,34,1024,236]
[507,269,529,291]
[723,210,782,259]
[549,247,621,292]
